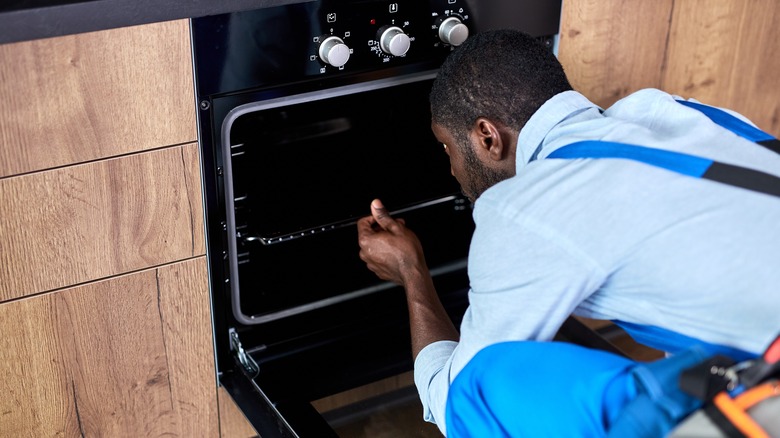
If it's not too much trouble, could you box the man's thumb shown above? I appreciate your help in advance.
[371,199,396,230]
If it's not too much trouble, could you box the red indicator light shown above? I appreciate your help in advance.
[370,18,376,25]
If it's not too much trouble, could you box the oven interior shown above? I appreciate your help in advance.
[224,75,476,406]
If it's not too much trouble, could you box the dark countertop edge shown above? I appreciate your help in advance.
[0,0,314,45]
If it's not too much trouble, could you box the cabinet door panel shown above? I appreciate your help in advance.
[0,143,204,301]
[0,258,217,437]
[0,19,196,178]
[0,295,80,437]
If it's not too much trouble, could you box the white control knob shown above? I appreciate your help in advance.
[379,26,411,57]
[318,36,351,67]
[439,17,469,46]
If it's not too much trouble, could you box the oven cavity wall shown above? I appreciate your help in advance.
[0,19,252,437]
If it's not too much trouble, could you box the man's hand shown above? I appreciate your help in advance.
[357,199,428,286]
[358,199,459,360]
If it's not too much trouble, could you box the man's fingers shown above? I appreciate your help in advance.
[357,215,375,233]
[371,199,399,232]
[356,216,377,248]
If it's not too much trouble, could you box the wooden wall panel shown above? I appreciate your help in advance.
[559,0,779,136]
[662,0,780,136]
[0,143,205,302]
[0,19,196,178]
[558,0,674,108]
[0,258,217,437]
[218,387,259,438]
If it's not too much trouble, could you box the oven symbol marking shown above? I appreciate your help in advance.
[326,12,337,23]
[389,3,398,13]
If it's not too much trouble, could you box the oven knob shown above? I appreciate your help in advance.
[318,36,351,68]
[379,26,411,57]
[438,17,469,46]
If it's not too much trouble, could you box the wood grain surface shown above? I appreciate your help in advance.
[558,0,674,108]
[0,143,205,302]
[218,386,259,438]
[559,0,779,136]
[0,257,217,437]
[662,0,780,135]
[0,19,196,178]
[312,371,415,413]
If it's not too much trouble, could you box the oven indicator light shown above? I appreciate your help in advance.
[370,18,376,25]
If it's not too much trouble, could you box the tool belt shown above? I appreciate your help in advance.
[670,334,780,438]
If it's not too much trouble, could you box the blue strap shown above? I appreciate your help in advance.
[547,141,714,177]
[676,100,775,144]
[548,100,780,197]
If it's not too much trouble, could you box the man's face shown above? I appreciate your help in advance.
[431,122,512,203]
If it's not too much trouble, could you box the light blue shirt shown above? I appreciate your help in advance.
[414,89,780,434]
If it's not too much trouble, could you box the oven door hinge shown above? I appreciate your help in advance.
[229,327,259,377]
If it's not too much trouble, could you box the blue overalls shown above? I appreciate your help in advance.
[445,101,778,437]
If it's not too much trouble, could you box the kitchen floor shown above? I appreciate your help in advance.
[318,322,664,438]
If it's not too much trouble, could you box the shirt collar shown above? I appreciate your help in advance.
[515,90,599,171]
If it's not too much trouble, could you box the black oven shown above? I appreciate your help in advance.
[192,1,567,436]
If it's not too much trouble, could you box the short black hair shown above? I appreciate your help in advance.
[430,29,572,143]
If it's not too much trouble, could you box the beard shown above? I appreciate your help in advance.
[460,144,513,203]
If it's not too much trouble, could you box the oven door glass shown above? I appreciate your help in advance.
[224,73,474,323]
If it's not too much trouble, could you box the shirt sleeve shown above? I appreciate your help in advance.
[413,199,608,433]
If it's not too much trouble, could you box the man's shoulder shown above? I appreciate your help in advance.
[603,88,677,114]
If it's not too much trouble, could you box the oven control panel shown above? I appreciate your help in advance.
[308,0,472,73]
[191,0,475,95]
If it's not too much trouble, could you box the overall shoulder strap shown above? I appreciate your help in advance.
[676,100,780,155]
[548,102,780,198]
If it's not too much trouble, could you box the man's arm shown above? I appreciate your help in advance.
[357,199,459,358]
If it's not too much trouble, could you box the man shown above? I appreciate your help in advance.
[356,29,780,436]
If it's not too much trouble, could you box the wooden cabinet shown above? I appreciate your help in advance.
[0,20,196,177]
[559,0,780,136]
[0,19,220,438]
[0,258,217,437]
[0,144,204,301]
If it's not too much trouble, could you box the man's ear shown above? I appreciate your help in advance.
[471,117,506,162]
